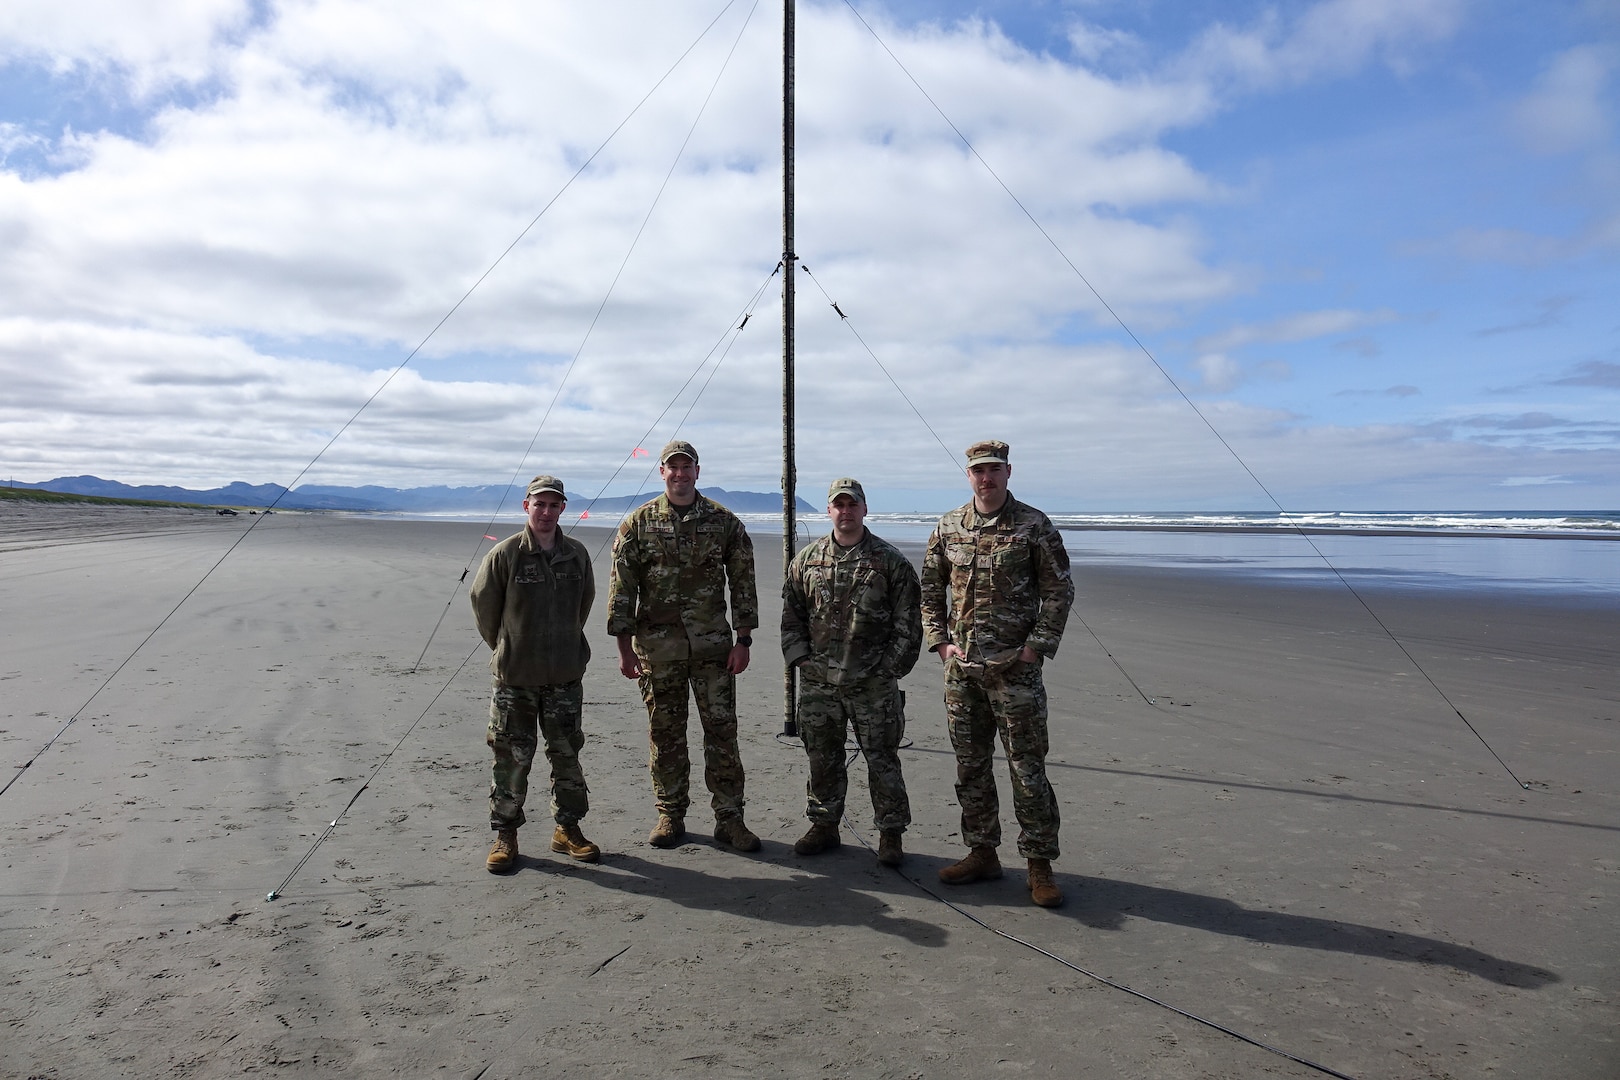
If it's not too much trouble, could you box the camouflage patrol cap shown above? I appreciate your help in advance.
[660,439,699,465]
[526,475,566,499]
[827,477,866,504]
[965,439,1010,467]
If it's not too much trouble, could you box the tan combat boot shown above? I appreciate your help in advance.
[793,821,840,856]
[714,816,761,852]
[550,823,601,863]
[485,828,519,874]
[938,845,1002,884]
[876,828,904,867]
[648,814,686,849]
[1027,858,1063,908]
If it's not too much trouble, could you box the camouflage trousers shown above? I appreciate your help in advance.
[487,680,588,831]
[944,660,1060,860]
[637,655,745,819]
[798,673,910,831]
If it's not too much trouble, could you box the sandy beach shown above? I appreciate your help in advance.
[2,505,1616,1078]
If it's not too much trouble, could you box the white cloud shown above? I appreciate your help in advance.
[1511,45,1616,155]
[1497,475,1574,487]
[1195,309,1399,353]
[1178,0,1465,89]
[1193,353,1242,393]
[0,6,1237,353]
[1407,225,1578,266]
[0,0,250,93]
[1065,21,1141,65]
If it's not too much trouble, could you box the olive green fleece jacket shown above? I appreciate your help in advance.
[470,527,594,686]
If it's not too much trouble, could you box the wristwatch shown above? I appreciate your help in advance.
[736,635,753,647]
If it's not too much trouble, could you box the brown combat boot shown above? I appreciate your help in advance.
[1027,858,1063,908]
[793,821,840,856]
[938,845,1002,884]
[876,829,904,867]
[485,828,518,874]
[648,814,685,849]
[550,823,601,863]
[714,816,761,852]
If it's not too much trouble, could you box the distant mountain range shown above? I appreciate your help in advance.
[12,475,818,515]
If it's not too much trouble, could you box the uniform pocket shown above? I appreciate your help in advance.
[992,542,1031,572]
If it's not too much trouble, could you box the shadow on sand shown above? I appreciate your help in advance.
[520,838,1553,988]
[888,852,1557,989]
[524,842,947,948]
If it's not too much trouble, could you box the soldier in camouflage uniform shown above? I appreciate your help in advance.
[782,478,922,866]
[921,440,1074,907]
[607,440,762,852]
[470,475,600,874]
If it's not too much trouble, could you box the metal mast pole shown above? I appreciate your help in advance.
[780,0,798,738]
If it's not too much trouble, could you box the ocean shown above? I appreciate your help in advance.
[397,508,1620,600]
[749,511,1620,601]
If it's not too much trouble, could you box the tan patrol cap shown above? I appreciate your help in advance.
[526,475,566,498]
[827,477,866,503]
[965,439,1010,467]
[659,439,699,465]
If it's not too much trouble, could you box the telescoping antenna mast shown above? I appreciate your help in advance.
[780,0,799,738]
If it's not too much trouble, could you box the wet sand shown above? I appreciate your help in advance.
[2,506,1616,1078]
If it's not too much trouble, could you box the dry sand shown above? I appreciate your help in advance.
[1,505,1616,1079]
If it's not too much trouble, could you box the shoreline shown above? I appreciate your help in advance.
[1057,522,1620,540]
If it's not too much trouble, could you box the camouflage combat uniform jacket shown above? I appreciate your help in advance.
[607,493,759,664]
[781,530,923,686]
[470,528,595,686]
[920,494,1074,676]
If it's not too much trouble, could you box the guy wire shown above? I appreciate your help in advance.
[798,265,1161,711]
[302,257,761,896]
[572,263,781,567]
[837,2,1522,786]
[410,260,777,673]
[268,643,482,902]
[0,511,291,799]
[411,0,767,673]
[800,266,958,467]
[825,809,1356,1079]
[3,3,749,799]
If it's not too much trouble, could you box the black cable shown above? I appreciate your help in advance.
[772,729,913,751]
[798,265,1161,711]
[3,517,275,798]
[268,643,481,901]
[572,264,781,565]
[839,820,1356,1080]
[833,2,1525,788]
[799,265,958,469]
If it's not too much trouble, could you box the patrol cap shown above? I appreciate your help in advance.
[964,439,1010,467]
[660,439,699,465]
[827,477,866,504]
[526,475,566,499]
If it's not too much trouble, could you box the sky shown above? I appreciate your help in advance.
[1,0,1617,512]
